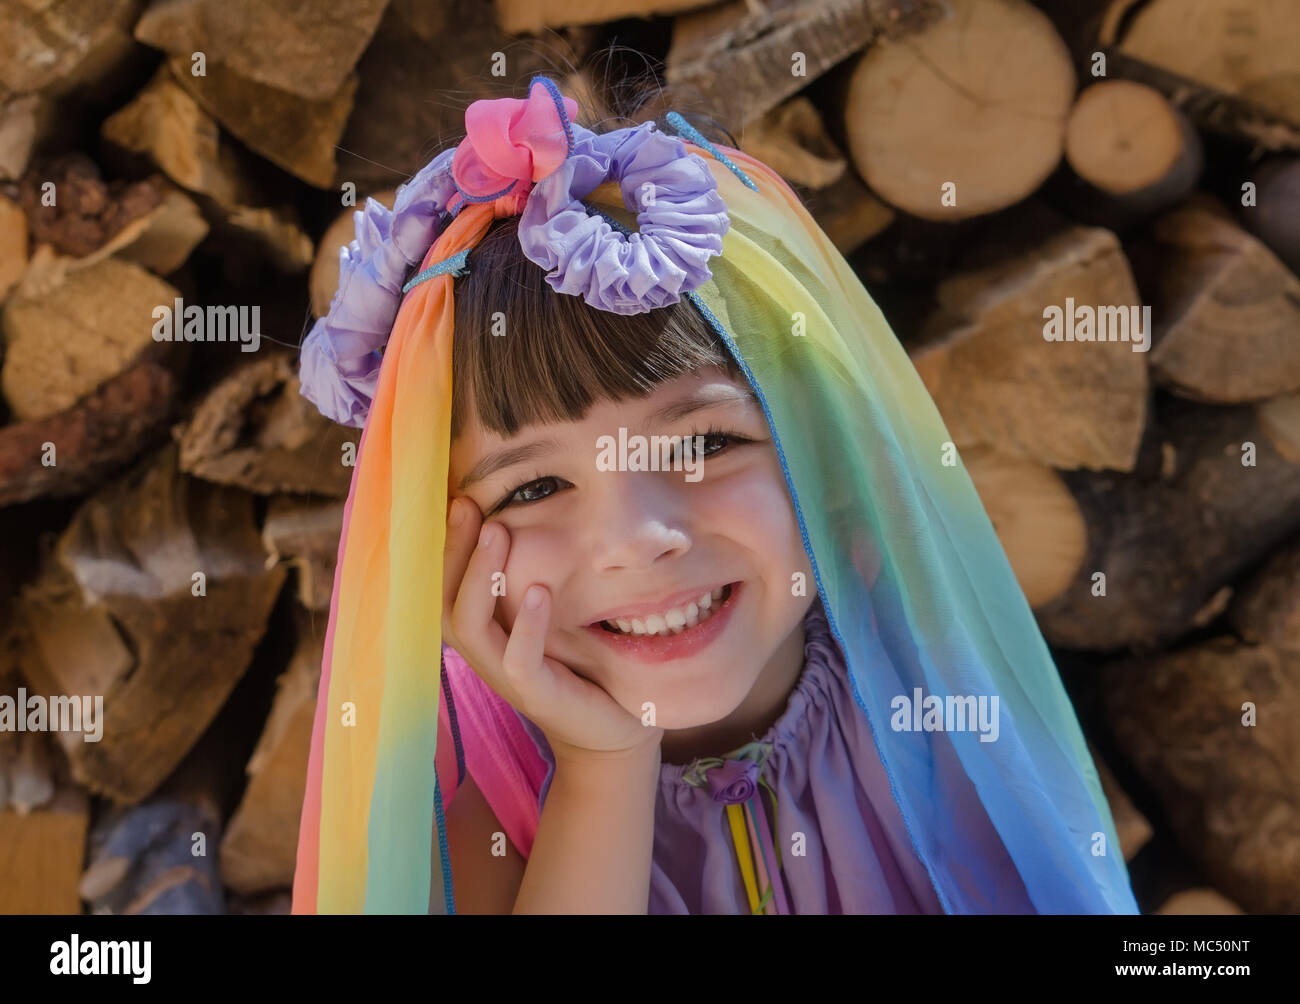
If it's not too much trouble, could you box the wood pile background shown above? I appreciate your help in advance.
[1,0,1298,915]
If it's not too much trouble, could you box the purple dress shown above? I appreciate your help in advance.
[522,596,949,914]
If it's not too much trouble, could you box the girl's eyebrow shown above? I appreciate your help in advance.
[648,386,758,425]
[457,388,758,492]
[457,437,563,492]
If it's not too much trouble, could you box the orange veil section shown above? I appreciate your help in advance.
[293,198,514,914]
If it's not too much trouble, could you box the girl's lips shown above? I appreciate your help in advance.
[582,581,743,664]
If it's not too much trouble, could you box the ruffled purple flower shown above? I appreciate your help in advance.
[707,758,760,805]
[298,147,458,427]
[518,121,729,315]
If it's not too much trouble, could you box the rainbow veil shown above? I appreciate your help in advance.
[293,77,1139,914]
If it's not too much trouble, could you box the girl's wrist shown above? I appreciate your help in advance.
[549,732,663,777]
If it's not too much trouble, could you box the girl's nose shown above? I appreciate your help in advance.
[586,472,691,573]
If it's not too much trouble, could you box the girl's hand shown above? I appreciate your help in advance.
[442,497,664,763]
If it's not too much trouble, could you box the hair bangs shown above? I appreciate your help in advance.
[450,214,741,440]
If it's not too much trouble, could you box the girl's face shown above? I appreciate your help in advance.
[449,365,816,731]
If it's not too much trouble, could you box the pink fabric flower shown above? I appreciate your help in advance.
[449,78,579,211]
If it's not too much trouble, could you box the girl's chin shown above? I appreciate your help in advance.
[547,662,743,730]
[608,678,754,730]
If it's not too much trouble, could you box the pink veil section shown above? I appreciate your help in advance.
[437,646,548,858]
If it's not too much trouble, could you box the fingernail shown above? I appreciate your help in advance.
[478,522,496,549]
[525,585,545,609]
[448,499,465,526]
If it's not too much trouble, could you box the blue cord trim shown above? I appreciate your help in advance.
[453,177,517,205]
[402,248,472,293]
[666,111,758,192]
[440,649,466,788]
[531,75,576,158]
[433,773,456,914]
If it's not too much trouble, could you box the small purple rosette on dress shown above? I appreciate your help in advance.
[707,758,760,805]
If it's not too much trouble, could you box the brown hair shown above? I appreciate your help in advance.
[441,52,755,440]
[449,211,742,440]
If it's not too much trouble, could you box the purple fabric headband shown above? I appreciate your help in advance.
[299,75,732,429]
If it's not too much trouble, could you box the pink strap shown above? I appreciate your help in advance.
[438,645,546,857]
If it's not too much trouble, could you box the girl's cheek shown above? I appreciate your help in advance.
[704,461,811,584]
[698,464,789,537]
[497,521,572,630]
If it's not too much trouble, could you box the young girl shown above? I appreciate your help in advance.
[292,75,1139,915]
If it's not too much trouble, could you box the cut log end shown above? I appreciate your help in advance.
[963,445,1087,608]
[1147,202,1300,403]
[1065,80,1202,210]
[912,225,1149,472]
[1259,392,1300,465]
[845,0,1076,220]
[1155,888,1245,915]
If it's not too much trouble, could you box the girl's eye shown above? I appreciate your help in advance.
[679,432,739,462]
[504,476,566,509]
[490,430,749,514]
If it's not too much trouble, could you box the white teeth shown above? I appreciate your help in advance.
[602,584,732,637]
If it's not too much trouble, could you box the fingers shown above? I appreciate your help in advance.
[447,509,511,675]
[441,497,481,630]
[500,585,552,698]
[442,501,555,713]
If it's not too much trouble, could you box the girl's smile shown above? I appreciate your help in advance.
[583,580,743,664]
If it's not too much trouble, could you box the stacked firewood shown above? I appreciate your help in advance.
[0,0,1296,915]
